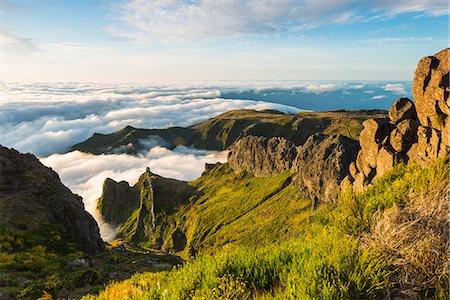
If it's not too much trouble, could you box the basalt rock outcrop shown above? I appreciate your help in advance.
[292,134,360,204]
[228,134,359,204]
[99,168,196,251]
[97,178,140,226]
[343,48,450,192]
[228,136,297,176]
[0,146,104,255]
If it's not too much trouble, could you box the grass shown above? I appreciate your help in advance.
[84,157,449,299]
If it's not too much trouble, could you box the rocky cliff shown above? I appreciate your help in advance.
[0,146,104,255]
[228,136,297,176]
[343,48,450,192]
[228,134,359,204]
[97,178,140,226]
[99,168,196,251]
[292,134,359,204]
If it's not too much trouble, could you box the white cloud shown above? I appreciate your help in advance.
[304,83,342,94]
[41,147,228,241]
[0,82,301,156]
[371,95,386,99]
[383,83,406,94]
[373,0,449,16]
[109,0,448,42]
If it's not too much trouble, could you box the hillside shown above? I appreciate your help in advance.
[0,147,182,299]
[86,48,449,299]
[70,109,387,154]
[85,158,449,299]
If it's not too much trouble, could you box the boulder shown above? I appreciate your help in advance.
[389,119,419,153]
[349,162,358,178]
[407,126,441,164]
[376,147,396,178]
[412,48,449,131]
[359,118,391,168]
[388,98,417,124]
[355,150,373,177]
[292,134,360,203]
[352,172,366,193]
[228,136,297,177]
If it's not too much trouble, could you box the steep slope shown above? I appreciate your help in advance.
[0,146,104,255]
[98,163,311,257]
[71,109,386,154]
[85,157,449,300]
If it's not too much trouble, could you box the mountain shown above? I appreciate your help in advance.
[70,109,387,154]
[0,146,104,255]
[88,49,449,299]
[0,146,183,299]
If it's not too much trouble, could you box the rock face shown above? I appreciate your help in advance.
[292,134,360,204]
[413,48,449,133]
[343,48,450,192]
[0,146,104,255]
[99,168,196,251]
[228,136,297,176]
[97,178,139,226]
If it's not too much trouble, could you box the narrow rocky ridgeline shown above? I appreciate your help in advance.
[0,146,104,255]
[98,168,196,251]
[343,48,450,192]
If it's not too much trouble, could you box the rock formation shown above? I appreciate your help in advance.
[291,134,360,204]
[98,168,196,251]
[97,178,140,226]
[0,146,104,254]
[228,136,297,176]
[343,48,450,192]
[228,134,359,204]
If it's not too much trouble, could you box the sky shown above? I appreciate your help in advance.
[1,0,448,82]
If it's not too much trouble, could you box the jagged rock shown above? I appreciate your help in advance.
[388,98,417,124]
[99,168,196,251]
[228,136,297,177]
[292,134,360,203]
[413,48,449,131]
[97,178,139,226]
[202,162,222,175]
[359,118,391,168]
[0,146,104,255]
[389,119,419,153]
[408,126,442,164]
[376,147,396,178]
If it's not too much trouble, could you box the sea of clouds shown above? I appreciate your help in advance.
[1,81,411,240]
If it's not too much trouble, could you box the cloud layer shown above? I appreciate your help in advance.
[41,147,228,241]
[1,82,301,156]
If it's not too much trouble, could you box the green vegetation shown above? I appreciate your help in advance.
[85,158,449,299]
[0,225,181,299]
[71,109,387,154]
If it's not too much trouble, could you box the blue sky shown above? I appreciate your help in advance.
[2,0,448,82]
